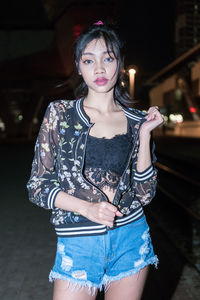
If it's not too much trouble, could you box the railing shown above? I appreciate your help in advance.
[149,157,200,274]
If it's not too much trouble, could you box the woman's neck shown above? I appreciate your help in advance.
[83,91,119,113]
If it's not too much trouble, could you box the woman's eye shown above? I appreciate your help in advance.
[83,59,93,64]
[105,56,114,62]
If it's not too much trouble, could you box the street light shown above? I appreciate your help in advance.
[128,67,136,99]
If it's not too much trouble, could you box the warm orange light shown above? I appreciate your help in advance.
[190,107,197,113]
[128,68,136,99]
[128,68,136,75]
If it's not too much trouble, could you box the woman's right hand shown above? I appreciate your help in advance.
[54,191,123,227]
[83,201,123,227]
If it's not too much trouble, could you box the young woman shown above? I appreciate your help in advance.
[27,20,163,300]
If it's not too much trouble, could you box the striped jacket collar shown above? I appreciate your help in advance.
[75,97,147,127]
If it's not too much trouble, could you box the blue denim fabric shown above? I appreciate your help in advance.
[49,215,159,295]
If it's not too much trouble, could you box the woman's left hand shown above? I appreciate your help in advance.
[140,106,163,135]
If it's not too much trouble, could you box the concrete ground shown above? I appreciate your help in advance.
[0,140,200,300]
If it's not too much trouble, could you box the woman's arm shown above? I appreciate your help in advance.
[54,191,123,227]
[133,106,163,206]
[137,106,163,172]
[26,102,62,210]
[27,102,122,226]
[136,131,151,172]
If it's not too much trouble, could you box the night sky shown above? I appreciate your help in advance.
[0,0,176,86]
[117,0,176,77]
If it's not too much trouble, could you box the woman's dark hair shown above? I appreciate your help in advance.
[73,21,134,107]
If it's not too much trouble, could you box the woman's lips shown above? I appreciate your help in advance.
[94,77,108,86]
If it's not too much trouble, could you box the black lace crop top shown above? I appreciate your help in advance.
[83,126,133,191]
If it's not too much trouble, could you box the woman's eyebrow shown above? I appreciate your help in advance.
[82,51,113,56]
[82,52,94,56]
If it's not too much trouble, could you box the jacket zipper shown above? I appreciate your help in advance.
[76,121,140,208]
[112,124,140,205]
[79,123,108,202]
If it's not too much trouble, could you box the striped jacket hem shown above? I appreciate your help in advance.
[54,207,144,237]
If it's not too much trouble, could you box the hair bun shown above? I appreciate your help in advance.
[93,20,104,25]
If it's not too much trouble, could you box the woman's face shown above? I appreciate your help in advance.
[78,38,118,94]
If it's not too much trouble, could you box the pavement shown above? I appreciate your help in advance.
[0,140,200,300]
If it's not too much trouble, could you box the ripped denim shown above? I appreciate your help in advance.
[49,215,159,295]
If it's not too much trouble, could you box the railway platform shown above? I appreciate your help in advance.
[0,140,200,300]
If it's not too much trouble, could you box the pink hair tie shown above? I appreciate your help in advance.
[93,20,104,25]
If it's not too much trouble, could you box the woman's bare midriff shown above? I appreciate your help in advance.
[101,186,116,203]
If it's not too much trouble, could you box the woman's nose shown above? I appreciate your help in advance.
[94,61,105,74]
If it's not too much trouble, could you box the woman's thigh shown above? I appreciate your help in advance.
[105,266,149,300]
[49,235,105,298]
[53,279,98,300]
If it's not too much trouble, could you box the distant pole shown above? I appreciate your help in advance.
[128,68,136,99]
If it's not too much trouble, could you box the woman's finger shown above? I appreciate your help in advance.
[147,106,159,113]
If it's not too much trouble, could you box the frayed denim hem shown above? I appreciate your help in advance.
[102,255,159,290]
[49,256,159,295]
[49,270,102,296]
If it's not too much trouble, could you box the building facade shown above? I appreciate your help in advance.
[147,45,200,138]
[175,0,200,57]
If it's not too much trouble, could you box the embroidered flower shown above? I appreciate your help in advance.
[60,121,69,129]
[60,128,65,135]
[74,123,83,130]
[74,130,80,136]
[80,143,84,149]
[45,188,49,194]
[74,160,80,166]
[74,216,79,222]
[41,143,50,152]
[40,150,45,157]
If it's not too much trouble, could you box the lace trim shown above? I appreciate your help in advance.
[88,132,129,140]
[84,167,121,191]
[85,129,132,175]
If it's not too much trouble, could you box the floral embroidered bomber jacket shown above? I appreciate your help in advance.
[26,98,158,237]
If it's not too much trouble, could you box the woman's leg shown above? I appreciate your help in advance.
[53,279,98,300]
[105,266,149,300]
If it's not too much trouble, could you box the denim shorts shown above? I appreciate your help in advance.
[49,215,159,295]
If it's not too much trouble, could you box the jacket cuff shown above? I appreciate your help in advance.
[47,187,62,209]
[133,165,154,182]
